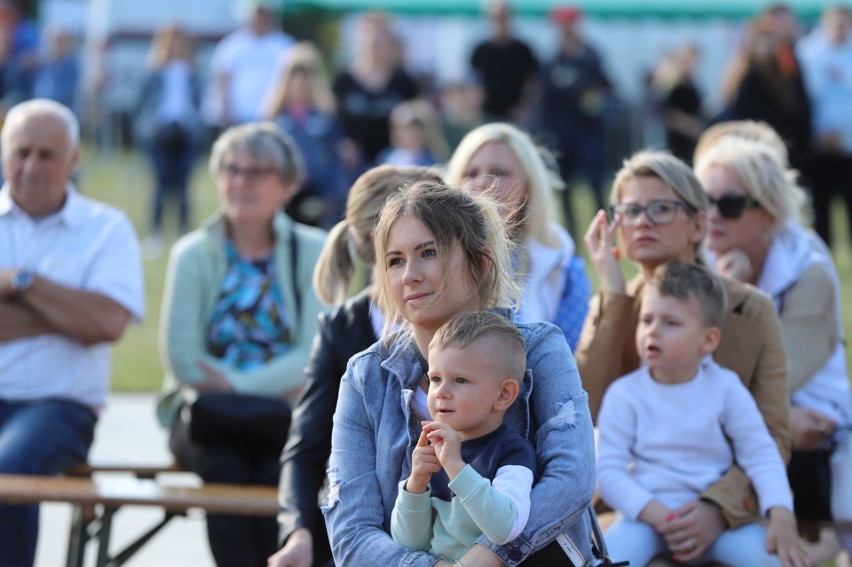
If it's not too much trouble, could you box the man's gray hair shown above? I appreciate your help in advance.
[2,98,80,150]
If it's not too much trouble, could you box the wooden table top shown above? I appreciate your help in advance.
[0,474,279,516]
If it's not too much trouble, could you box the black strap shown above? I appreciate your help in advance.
[289,225,301,317]
[589,505,629,566]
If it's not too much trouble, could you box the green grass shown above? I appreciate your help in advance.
[80,147,219,391]
[81,149,852,392]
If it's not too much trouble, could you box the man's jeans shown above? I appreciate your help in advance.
[0,399,96,567]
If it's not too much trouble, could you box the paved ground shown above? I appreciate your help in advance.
[35,393,215,567]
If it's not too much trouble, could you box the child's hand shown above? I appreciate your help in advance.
[406,430,440,494]
[766,507,809,567]
[422,421,465,479]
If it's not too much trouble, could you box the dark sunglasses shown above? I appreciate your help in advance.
[708,193,761,220]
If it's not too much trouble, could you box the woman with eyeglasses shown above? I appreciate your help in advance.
[695,136,852,555]
[156,122,327,567]
[577,150,792,562]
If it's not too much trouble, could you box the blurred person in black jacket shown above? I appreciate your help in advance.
[269,165,442,567]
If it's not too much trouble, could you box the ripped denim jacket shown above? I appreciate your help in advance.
[324,321,597,566]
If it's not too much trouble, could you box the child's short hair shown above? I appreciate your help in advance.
[647,261,728,329]
[430,311,527,383]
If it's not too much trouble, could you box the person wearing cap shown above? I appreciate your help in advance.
[539,5,613,239]
[203,0,295,130]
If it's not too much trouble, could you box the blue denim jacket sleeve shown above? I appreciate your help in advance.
[475,322,597,565]
[323,349,439,567]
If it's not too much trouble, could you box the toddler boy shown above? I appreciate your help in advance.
[391,311,536,562]
[597,261,806,566]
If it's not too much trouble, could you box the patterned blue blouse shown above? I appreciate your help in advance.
[206,240,292,370]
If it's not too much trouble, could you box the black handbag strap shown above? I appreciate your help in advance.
[290,225,301,317]
[589,505,628,566]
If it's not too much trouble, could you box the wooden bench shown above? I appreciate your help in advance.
[0,471,278,567]
[66,461,185,480]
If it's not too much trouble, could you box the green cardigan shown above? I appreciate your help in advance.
[156,210,327,428]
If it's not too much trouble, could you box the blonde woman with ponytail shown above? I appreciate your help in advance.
[271,164,441,567]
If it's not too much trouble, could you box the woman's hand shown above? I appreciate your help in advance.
[193,359,234,393]
[267,528,313,567]
[765,507,809,567]
[583,210,625,294]
[655,500,725,561]
[790,406,836,451]
[715,249,753,282]
[639,500,675,527]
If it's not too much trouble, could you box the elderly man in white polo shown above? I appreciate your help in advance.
[0,98,145,566]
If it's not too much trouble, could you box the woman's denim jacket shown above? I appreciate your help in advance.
[324,320,597,566]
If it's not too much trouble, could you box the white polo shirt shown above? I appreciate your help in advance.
[0,185,145,411]
[210,27,295,124]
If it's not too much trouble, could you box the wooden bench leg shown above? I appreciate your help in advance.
[107,511,180,567]
[91,506,182,567]
[95,507,116,567]
[65,504,90,567]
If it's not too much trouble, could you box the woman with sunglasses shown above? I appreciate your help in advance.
[578,150,792,563]
[695,136,852,555]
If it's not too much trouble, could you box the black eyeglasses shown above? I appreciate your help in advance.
[219,164,277,180]
[609,199,691,226]
[707,193,761,220]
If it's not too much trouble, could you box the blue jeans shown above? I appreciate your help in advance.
[0,399,96,567]
[150,144,194,233]
[605,516,783,567]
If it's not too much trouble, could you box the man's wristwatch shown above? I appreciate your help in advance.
[11,269,35,301]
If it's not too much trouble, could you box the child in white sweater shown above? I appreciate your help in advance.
[597,261,807,567]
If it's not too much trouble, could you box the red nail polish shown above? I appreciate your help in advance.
[666,513,676,522]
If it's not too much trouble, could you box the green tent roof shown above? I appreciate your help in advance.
[283,0,836,19]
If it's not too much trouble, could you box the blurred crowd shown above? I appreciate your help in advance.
[3,1,851,255]
[3,0,852,566]
[0,0,77,115]
[649,4,852,251]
